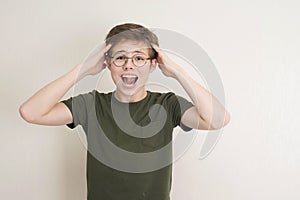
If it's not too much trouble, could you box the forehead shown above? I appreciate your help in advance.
[110,40,150,55]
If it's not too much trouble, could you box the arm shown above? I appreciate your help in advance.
[151,44,230,130]
[19,44,111,125]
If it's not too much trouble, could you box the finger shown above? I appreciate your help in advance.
[151,43,167,57]
[90,44,112,61]
[102,43,112,54]
[151,43,161,52]
[96,44,112,58]
[94,44,112,63]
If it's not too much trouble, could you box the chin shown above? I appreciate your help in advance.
[116,81,146,97]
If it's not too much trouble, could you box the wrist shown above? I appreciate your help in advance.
[71,64,87,83]
[172,65,186,80]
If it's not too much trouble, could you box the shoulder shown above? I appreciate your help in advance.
[93,90,114,105]
[72,90,113,106]
[94,90,113,98]
[146,91,184,107]
[147,90,193,110]
[147,91,176,99]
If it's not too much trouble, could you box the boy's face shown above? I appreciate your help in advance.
[107,40,157,98]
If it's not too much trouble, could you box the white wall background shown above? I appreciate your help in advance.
[1,0,299,199]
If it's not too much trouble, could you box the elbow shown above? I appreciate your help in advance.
[208,111,231,130]
[19,105,36,123]
[223,111,231,126]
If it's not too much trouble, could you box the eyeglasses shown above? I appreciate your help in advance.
[107,53,152,68]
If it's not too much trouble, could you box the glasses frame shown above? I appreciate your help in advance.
[106,53,153,68]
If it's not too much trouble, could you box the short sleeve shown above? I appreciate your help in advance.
[60,90,96,129]
[167,93,194,132]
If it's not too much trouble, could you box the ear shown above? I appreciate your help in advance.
[149,59,157,73]
[107,64,112,71]
[105,58,112,71]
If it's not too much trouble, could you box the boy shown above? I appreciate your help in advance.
[19,23,230,200]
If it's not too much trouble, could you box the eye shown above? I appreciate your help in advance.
[115,55,126,61]
[134,55,146,61]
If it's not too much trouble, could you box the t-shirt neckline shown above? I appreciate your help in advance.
[111,90,150,105]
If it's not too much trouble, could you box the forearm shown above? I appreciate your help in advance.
[174,67,230,129]
[19,64,84,121]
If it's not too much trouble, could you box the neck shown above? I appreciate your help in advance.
[114,88,147,103]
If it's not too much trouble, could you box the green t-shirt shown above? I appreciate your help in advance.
[61,90,193,200]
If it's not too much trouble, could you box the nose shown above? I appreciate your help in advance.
[122,58,135,71]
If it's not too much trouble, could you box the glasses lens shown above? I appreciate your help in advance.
[113,55,126,67]
[133,55,146,67]
[111,54,148,67]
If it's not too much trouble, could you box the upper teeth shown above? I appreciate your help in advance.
[122,75,137,78]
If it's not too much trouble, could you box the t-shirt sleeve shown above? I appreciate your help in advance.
[60,90,96,129]
[167,93,194,132]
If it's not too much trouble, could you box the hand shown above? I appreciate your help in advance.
[79,44,112,78]
[151,43,183,78]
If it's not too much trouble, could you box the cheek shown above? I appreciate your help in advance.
[109,68,121,83]
[112,74,120,83]
[137,68,151,81]
[139,66,152,74]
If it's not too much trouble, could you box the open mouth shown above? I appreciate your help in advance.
[121,74,138,87]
